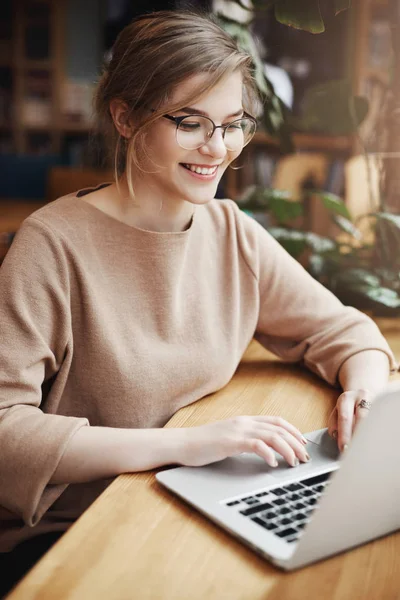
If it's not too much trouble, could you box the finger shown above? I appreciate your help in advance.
[327,407,339,441]
[246,439,279,468]
[252,415,307,445]
[258,425,309,463]
[353,399,372,434]
[337,394,355,452]
[262,432,302,467]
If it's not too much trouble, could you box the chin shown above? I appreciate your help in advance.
[183,182,221,206]
[185,192,217,206]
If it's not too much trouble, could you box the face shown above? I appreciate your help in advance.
[139,70,245,208]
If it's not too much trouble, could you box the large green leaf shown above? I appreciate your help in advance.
[305,232,336,252]
[268,227,308,257]
[274,0,324,33]
[216,15,291,147]
[269,196,303,224]
[377,212,400,228]
[229,0,352,24]
[375,212,400,269]
[294,80,369,135]
[334,268,381,289]
[314,191,352,219]
[238,186,299,211]
[333,215,362,239]
[360,286,400,308]
[269,227,335,255]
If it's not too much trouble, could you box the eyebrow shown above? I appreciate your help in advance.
[178,107,244,119]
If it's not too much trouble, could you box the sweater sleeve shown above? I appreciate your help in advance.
[234,206,398,386]
[0,217,89,527]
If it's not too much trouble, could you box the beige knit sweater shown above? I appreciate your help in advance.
[0,190,397,551]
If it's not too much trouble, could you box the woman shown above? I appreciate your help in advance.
[0,10,397,596]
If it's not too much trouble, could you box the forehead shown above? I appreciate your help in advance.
[170,71,243,113]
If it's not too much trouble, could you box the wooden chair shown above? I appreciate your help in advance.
[272,152,331,236]
[343,154,381,245]
[344,154,381,220]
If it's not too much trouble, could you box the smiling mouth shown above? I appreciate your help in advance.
[181,163,219,176]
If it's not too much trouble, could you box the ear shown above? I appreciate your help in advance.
[109,99,133,138]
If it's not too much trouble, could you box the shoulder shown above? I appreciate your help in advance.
[200,198,260,236]
[3,193,87,274]
[13,193,97,258]
[200,198,274,256]
[24,193,84,235]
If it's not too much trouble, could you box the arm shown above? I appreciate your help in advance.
[338,349,390,394]
[50,426,182,484]
[233,205,397,448]
[51,417,311,485]
[0,219,89,526]
[233,206,398,384]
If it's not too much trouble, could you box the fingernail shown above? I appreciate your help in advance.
[301,436,308,445]
[271,458,278,467]
[291,458,299,467]
[304,452,310,461]
[332,430,338,440]
[342,444,349,453]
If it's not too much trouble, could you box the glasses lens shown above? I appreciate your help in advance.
[176,116,213,150]
[224,118,256,151]
[175,115,257,150]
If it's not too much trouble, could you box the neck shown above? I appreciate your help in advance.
[111,174,195,233]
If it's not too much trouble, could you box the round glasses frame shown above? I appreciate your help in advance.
[162,112,257,150]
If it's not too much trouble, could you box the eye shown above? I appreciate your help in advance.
[179,121,201,131]
[225,121,244,132]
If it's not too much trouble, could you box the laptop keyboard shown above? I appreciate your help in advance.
[224,471,333,544]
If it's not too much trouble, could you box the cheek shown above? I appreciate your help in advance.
[143,127,180,168]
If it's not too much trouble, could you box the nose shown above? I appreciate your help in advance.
[199,128,227,160]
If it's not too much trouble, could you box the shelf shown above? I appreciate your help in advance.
[60,122,93,133]
[15,59,54,71]
[23,123,54,132]
[251,131,353,152]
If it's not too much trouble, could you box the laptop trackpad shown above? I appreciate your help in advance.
[267,428,340,479]
[304,428,340,460]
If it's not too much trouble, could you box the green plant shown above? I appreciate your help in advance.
[216,0,400,314]
[238,187,400,314]
[216,0,362,148]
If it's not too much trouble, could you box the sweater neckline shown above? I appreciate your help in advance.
[73,184,196,238]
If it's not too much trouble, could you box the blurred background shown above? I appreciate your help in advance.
[1,0,398,315]
[0,0,389,198]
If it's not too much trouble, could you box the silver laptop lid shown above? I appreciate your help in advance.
[283,381,400,569]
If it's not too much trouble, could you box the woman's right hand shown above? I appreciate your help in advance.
[175,415,310,468]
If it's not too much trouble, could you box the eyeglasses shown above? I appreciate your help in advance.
[162,112,257,151]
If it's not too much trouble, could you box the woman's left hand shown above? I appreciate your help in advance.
[327,388,374,452]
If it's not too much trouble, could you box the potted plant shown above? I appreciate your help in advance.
[215,0,400,316]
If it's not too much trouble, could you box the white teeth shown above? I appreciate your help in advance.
[185,164,217,175]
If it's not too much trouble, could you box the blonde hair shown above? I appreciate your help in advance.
[94,10,261,200]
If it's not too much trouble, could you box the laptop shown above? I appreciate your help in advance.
[156,382,400,570]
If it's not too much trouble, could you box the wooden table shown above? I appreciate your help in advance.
[7,320,400,600]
